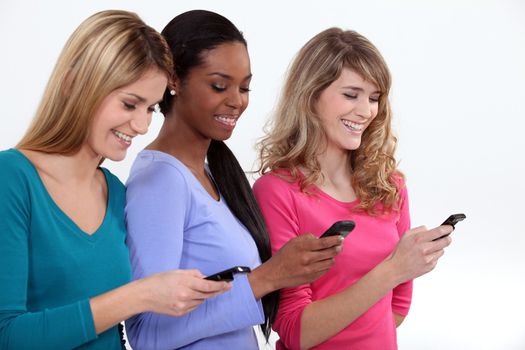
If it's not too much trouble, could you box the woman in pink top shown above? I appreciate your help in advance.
[253,28,453,350]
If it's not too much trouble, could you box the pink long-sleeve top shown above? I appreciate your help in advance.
[253,171,412,350]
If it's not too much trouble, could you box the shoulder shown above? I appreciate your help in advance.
[100,167,125,191]
[254,171,296,192]
[0,150,33,210]
[391,171,408,193]
[253,171,300,203]
[127,150,190,189]
[125,150,194,209]
[0,149,37,190]
[0,149,32,176]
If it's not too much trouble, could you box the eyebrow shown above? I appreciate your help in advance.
[207,72,253,80]
[341,86,381,94]
[122,92,163,106]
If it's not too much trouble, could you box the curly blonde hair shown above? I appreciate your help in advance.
[258,27,403,214]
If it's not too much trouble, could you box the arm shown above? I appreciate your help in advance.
[250,176,342,301]
[394,313,405,327]
[0,164,95,349]
[391,184,413,327]
[298,226,451,349]
[253,175,326,349]
[254,174,452,350]
[90,269,228,334]
[124,161,263,349]
[0,159,228,350]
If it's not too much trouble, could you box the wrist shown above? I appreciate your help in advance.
[127,277,154,314]
[247,264,276,299]
[376,258,404,288]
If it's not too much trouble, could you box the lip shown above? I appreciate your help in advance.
[340,119,365,135]
[111,129,133,147]
[214,115,239,131]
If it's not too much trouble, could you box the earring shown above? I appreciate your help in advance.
[170,89,176,96]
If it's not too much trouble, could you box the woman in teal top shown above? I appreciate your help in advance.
[0,10,229,350]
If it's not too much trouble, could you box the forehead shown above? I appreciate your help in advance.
[197,42,251,75]
[115,67,168,100]
[334,67,379,92]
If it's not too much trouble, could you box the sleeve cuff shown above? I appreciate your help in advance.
[78,299,98,343]
[235,274,265,325]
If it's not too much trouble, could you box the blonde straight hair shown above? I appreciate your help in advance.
[17,10,173,154]
[258,28,402,214]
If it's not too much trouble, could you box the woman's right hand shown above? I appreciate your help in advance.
[248,234,343,299]
[386,225,453,285]
[140,269,231,316]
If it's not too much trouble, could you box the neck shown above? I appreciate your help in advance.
[148,112,210,173]
[22,146,102,185]
[316,144,352,185]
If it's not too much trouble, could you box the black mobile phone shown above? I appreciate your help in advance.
[204,266,251,282]
[433,213,466,241]
[320,220,356,238]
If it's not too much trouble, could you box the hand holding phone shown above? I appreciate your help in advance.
[204,266,251,282]
[433,213,466,241]
[320,220,356,239]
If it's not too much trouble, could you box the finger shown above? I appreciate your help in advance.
[313,235,343,250]
[307,245,341,262]
[433,249,445,260]
[205,287,231,299]
[426,249,445,269]
[175,300,203,314]
[306,256,337,273]
[193,279,231,293]
[421,226,453,242]
[181,269,205,278]
[297,233,316,240]
[408,225,428,235]
[184,289,225,300]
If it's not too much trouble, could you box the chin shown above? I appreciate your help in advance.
[103,151,127,162]
[344,139,362,151]
[212,131,234,142]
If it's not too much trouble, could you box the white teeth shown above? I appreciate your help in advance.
[215,115,237,126]
[112,130,132,143]
[341,119,363,131]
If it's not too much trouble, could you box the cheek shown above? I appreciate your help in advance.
[372,104,379,117]
[241,94,249,112]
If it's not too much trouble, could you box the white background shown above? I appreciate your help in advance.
[1,1,524,349]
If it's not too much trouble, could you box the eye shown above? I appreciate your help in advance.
[211,84,226,92]
[369,95,380,103]
[123,102,136,110]
[343,93,357,99]
[240,86,251,93]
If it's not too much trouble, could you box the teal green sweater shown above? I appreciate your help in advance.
[0,149,131,349]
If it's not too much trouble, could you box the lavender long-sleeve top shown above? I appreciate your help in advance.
[125,150,264,350]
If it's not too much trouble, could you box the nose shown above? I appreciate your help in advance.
[355,97,373,120]
[130,110,151,135]
[226,89,243,109]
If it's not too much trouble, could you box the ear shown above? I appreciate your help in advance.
[170,75,182,95]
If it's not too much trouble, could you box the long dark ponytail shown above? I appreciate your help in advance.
[207,140,279,339]
[160,10,278,339]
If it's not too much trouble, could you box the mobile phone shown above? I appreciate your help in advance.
[204,266,251,282]
[432,213,466,241]
[320,220,356,238]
